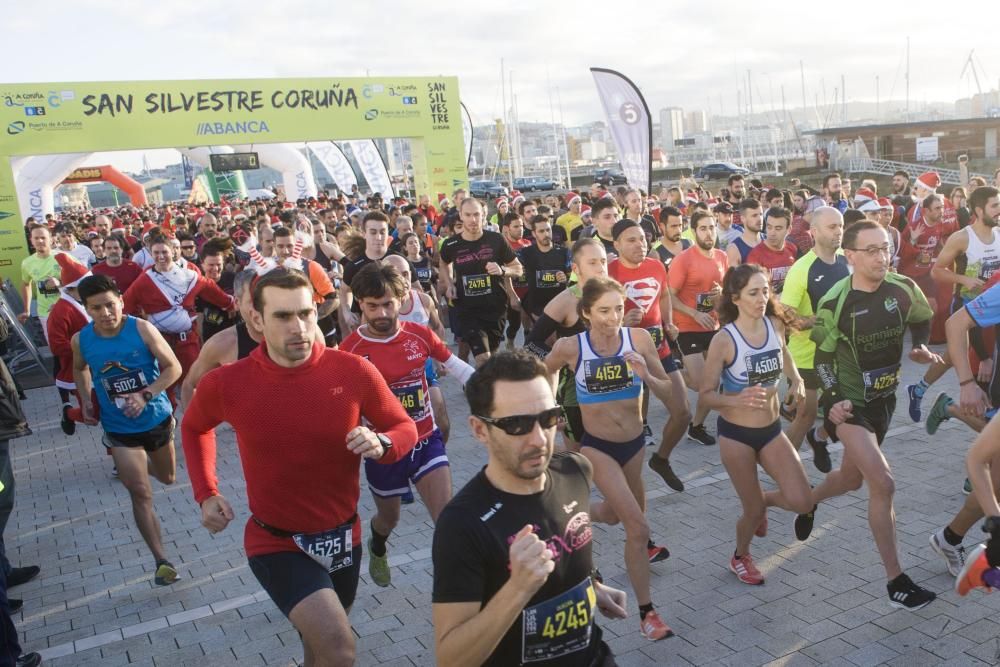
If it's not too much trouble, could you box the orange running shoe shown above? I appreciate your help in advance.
[730,553,765,585]
[955,544,991,596]
[639,609,674,641]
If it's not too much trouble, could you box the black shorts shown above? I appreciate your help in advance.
[824,396,895,446]
[676,330,716,356]
[718,416,782,453]
[248,545,363,618]
[102,416,175,452]
[454,310,504,357]
[799,368,821,391]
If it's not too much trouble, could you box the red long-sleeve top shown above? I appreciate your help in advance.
[181,341,418,556]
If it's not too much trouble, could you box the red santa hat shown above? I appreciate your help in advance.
[511,194,526,208]
[915,171,941,192]
[495,196,508,207]
[858,198,882,212]
[877,197,893,210]
[600,191,616,201]
[565,192,581,207]
[55,253,90,288]
[854,187,877,205]
[220,206,232,217]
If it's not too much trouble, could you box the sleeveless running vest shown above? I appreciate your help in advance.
[574,329,642,405]
[720,317,783,392]
[79,316,174,434]
[960,226,1000,302]
[398,289,430,326]
[730,236,761,263]
[235,321,259,360]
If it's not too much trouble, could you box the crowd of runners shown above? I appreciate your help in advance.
[2,169,1000,666]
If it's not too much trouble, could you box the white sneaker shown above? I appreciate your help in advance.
[929,528,967,577]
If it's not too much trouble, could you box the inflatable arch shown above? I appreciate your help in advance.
[61,165,147,206]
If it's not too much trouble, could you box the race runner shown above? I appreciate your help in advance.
[544,277,676,640]
[181,268,418,665]
[341,261,474,588]
[607,219,691,491]
[71,274,181,586]
[697,264,813,584]
[796,220,939,610]
[432,351,628,666]
[955,414,1000,596]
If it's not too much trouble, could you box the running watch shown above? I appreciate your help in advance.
[376,433,393,454]
[141,390,154,403]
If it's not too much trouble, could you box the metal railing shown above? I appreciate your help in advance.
[843,158,991,186]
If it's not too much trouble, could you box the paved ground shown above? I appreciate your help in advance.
[5,344,1000,666]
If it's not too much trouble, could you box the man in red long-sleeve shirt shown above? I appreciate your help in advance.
[181,268,417,666]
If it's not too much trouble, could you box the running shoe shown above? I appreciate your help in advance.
[925,393,953,435]
[648,454,684,492]
[6,566,40,588]
[8,599,22,614]
[111,465,119,479]
[929,528,967,577]
[729,553,764,585]
[687,423,716,446]
[755,515,768,538]
[794,505,817,541]
[61,404,75,436]
[806,428,832,474]
[154,560,178,586]
[955,544,992,596]
[887,573,936,610]
[906,383,924,422]
[963,478,972,495]
[639,609,674,640]
[14,652,41,667]
[642,422,656,447]
[400,489,415,505]
[647,541,670,563]
[367,536,391,587]
[779,401,797,422]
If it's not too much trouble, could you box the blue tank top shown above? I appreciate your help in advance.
[79,316,174,434]
[720,317,783,392]
[574,329,642,405]
[731,235,763,263]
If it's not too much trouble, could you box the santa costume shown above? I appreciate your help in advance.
[45,254,91,433]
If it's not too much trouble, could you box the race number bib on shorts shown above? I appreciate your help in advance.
[462,274,492,296]
[695,292,715,312]
[862,363,901,401]
[746,349,782,386]
[293,522,353,573]
[537,269,561,288]
[391,381,427,420]
[101,369,149,397]
[583,356,632,394]
[521,577,596,662]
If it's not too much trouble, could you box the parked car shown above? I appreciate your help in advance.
[469,180,509,199]
[594,168,628,186]
[694,162,751,180]
[513,176,560,192]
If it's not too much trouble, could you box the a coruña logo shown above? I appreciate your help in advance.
[364,109,379,121]
[6,121,25,135]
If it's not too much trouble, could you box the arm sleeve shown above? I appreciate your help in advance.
[524,314,559,358]
[443,355,476,385]
[309,262,336,298]
[195,276,237,310]
[358,359,419,464]
[180,369,226,504]
[811,298,843,407]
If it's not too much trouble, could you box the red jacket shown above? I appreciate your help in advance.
[46,294,89,390]
[123,264,233,334]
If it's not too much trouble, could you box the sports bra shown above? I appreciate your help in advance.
[720,317,783,392]
[574,329,641,405]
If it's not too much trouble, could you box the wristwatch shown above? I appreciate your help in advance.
[376,433,393,454]
[141,390,154,403]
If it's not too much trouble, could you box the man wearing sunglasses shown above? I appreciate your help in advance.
[797,221,941,611]
[433,352,627,666]
[341,261,475,589]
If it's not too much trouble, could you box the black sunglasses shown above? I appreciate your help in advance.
[475,406,562,436]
